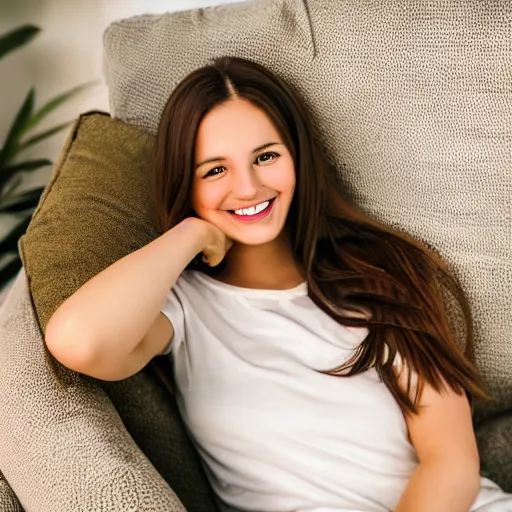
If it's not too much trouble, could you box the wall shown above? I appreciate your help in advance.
[0,0,247,189]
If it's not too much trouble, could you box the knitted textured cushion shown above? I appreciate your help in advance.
[0,267,189,512]
[103,0,512,422]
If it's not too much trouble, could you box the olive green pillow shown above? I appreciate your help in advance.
[19,111,157,333]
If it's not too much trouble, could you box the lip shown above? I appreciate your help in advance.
[227,197,276,223]
[225,198,276,212]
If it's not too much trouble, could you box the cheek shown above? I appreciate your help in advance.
[191,182,223,215]
[267,160,296,194]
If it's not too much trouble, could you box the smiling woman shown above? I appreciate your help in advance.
[45,54,512,512]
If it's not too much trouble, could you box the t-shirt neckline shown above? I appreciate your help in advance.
[192,270,308,298]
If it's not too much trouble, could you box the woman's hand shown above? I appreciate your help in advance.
[202,220,233,266]
[183,217,233,267]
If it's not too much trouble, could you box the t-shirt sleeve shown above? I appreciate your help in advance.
[159,287,185,356]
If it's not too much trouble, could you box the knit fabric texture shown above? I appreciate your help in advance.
[0,267,189,512]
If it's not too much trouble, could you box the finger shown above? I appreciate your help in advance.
[208,257,220,267]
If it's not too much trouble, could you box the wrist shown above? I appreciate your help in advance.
[177,217,211,252]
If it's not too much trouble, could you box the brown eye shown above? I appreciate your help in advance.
[255,152,278,164]
[204,166,225,178]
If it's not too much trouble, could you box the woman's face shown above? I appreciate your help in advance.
[192,97,296,246]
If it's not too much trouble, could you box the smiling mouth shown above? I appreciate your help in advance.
[226,197,276,217]
[223,197,277,223]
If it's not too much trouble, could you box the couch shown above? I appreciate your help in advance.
[0,1,511,510]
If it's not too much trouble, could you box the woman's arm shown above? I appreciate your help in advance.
[44,217,223,379]
[394,375,481,512]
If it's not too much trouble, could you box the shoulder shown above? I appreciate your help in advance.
[171,270,225,307]
[173,270,204,292]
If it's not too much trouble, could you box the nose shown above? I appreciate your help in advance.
[230,167,261,200]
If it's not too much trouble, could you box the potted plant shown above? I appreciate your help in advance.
[0,25,94,304]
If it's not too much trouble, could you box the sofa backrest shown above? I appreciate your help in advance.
[104,0,512,421]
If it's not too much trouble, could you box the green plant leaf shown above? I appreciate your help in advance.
[18,121,72,153]
[1,175,23,199]
[0,88,35,167]
[0,158,52,191]
[0,254,23,291]
[25,81,97,133]
[0,186,45,213]
[1,158,52,175]
[0,25,40,61]
[0,215,32,253]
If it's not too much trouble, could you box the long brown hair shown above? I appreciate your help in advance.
[152,56,489,415]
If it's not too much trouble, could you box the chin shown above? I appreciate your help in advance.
[230,231,282,247]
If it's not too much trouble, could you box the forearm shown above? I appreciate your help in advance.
[394,460,480,512]
[45,217,207,361]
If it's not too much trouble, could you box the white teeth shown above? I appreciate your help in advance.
[234,200,270,216]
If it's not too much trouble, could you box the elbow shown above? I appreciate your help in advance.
[467,466,482,501]
[460,453,482,498]
[45,319,145,382]
[461,469,482,508]
[457,457,482,497]
[44,318,98,376]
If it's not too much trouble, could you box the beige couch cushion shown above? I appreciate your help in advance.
[0,267,186,512]
[103,0,512,421]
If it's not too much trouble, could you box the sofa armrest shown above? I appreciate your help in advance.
[0,268,186,512]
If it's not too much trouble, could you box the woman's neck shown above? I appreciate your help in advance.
[214,232,306,290]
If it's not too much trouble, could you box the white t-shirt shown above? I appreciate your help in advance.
[161,270,512,512]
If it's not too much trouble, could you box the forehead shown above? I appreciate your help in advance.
[195,99,282,157]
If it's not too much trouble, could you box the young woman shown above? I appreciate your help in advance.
[45,56,512,512]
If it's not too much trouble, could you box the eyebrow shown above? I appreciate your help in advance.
[195,142,281,170]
